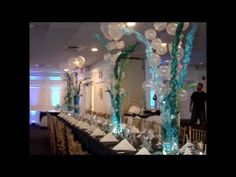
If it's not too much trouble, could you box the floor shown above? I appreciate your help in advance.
[30,125,50,155]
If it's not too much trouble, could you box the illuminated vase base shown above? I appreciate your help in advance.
[162,141,179,155]
[111,113,123,135]
[112,125,123,134]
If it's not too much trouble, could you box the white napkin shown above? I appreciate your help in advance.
[112,139,136,151]
[86,125,96,133]
[100,132,119,143]
[179,141,193,154]
[79,122,90,129]
[136,147,151,155]
[91,127,105,136]
[183,148,192,155]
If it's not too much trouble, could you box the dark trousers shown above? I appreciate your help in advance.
[191,111,206,124]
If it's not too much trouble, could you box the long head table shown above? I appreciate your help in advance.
[57,115,123,155]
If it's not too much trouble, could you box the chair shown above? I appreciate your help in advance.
[47,114,56,154]
[66,126,87,155]
[179,126,187,147]
[188,126,207,144]
[132,118,141,130]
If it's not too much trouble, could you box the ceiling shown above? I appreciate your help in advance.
[30,22,206,71]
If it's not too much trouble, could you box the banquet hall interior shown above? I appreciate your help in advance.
[30,22,207,155]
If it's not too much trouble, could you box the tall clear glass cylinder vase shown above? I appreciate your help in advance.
[162,112,179,155]
[111,95,123,135]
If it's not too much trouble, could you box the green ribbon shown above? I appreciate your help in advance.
[169,22,184,115]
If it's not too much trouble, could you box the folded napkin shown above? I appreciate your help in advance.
[85,125,96,133]
[91,127,105,137]
[75,121,83,128]
[183,148,192,155]
[112,139,136,151]
[100,132,119,143]
[136,147,151,155]
[179,141,193,154]
[79,122,90,129]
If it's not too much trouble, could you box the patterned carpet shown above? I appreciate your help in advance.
[30,125,50,155]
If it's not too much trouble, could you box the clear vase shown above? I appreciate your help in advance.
[73,95,80,114]
[111,95,123,135]
[162,113,179,155]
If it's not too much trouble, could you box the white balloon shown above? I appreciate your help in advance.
[152,53,161,66]
[145,29,157,40]
[106,41,116,50]
[100,23,113,40]
[155,43,167,55]
[142,80,154,90]
[159,65,170,78]
[108,22,125,41]
[104,53,111,61]
[166,23,177,35]
[151,38,162,50]
[153,22,167,31]
[68,56,85,68]
[77,56,86,67]
[179,89,188,101]
[183,22,189,31]
[68,57,78,68]
[116,40,125,49]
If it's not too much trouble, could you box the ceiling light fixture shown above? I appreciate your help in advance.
[91,48,98,52]
[126,22,136,27]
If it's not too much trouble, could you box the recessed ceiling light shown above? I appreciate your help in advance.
[91,48,98,52]
[200,62,204,65]
[126,22,136,27]
[165,60,169,62]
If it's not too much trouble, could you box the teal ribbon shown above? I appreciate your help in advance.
[177,23,197,89]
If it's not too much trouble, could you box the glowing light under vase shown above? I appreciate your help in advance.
[150,90,155,109]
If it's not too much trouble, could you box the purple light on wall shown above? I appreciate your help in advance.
[30,87,40,106]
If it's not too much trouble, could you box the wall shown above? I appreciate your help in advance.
[30,69,65,124]
[122,59,145,113]
[81,59,145,115]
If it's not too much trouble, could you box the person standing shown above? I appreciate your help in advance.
[190,83,207,125]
